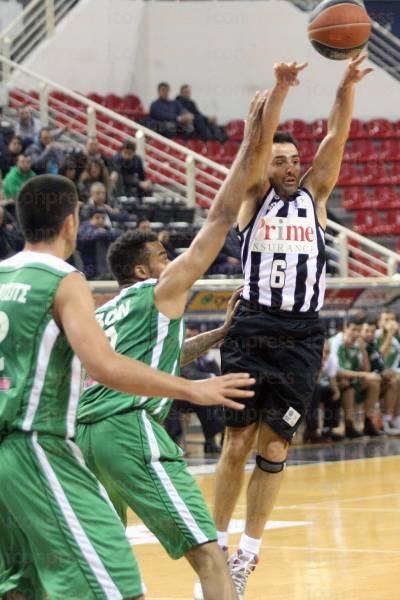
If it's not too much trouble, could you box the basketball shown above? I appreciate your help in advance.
[308,0,372,60]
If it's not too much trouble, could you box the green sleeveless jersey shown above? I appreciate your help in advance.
[0,251,81,438]
[78,279,185,425]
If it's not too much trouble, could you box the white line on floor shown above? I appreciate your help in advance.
[262,544,400,555]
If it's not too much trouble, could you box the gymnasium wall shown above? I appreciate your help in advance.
[18,0,400,122]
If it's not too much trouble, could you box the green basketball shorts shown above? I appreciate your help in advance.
[0,432,145,600]
[76,410,217,559]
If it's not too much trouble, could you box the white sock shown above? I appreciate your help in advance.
[217,530,228,548]
[239,533,261,556]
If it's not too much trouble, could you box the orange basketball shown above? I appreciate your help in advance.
[308,0,372,60]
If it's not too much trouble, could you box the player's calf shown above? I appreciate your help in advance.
[186,541,237,600]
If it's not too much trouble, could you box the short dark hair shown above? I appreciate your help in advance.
[365,314,378,326]
[346,315,365,328]
[17,175,78,243]
[107,230,158,284]
[273,131,299,151]
[121,141,136,151]
[158,82,169,91]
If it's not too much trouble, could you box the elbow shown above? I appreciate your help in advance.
[85,355,114,387]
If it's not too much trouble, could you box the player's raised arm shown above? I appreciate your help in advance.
[53,272,254,409]
[155,65,307,319]
[302,53,373,211]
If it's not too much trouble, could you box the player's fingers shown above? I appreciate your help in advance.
[351,52,367,66]
[220,373,254,383]
[219,398,245,410]
[360,67,374,78]
[296,61,308,71]
[223,388,255,398]
[222,376,256,388]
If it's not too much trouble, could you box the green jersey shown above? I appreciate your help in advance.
[0,251,81,438]
[78,279,185,425]
[376,333,400,370]
[334,341,363,372]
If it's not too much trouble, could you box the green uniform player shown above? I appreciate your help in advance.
[76,88,277,600]
[0,175,252,600]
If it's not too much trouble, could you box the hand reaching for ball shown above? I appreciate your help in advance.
[274,62,308,88]
[342,53,374,85]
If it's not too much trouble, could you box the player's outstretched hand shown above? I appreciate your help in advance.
[274,61,308,88]
[221,286,244,334]
[187,373,255,410]
[343,53,373,84]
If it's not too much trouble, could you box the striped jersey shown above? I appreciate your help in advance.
[78,279,185,425]
[0,251,81,438]
[239,187,326,312]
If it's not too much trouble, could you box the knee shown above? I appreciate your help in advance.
[223,429,255,462]
[263,438,288,463]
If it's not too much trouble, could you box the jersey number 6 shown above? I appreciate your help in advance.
[270,259,287,289]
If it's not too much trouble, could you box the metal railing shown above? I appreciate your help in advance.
[1,54,399,279]
[369,21,400,82]
[0,0,79,64]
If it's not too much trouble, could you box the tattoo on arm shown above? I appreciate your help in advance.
[180,328,225,367]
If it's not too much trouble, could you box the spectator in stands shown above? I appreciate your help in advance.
[80,182,128,226]
[208,228,242,276]
[26,127,65,175]
[59,159,79,185]
[158,229,178,260]
[14,105,42,146]
[0,135,23,177]
[137,218,152,232]
[303,339,343,443]
[78,158,111,201]
[176,84,225,141]
[84,136,109,165]
[330,316,382,438]
[77,207,120,279]
[375,311,400,433]
[3,154,35,204]
[0,206,23,259]
[110,141,151,198]
[150,82,194,137]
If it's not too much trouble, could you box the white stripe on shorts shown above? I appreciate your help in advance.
[141,411,208,545]
[32,433,123,599]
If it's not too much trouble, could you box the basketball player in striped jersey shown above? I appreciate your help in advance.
[212,54,373,598]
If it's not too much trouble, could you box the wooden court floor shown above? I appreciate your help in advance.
[127,453,400,600]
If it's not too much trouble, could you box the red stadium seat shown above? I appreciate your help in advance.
[222,140,239,161]
[366,119,394,139]
[87,92,104,105]
[300,140,317,162]
[370,187,400,209]
[103,94,124,112]
[337,163,360,186]
[388,162,400,184]
[206,141,224,161]
[310,119,327,140]
[345,139,378,162]
[348,119,366,139]
[121,94,145,117]
[353,210,383,236]
[360,162,390,185]
[382,210,400,235]
[393,120,400,138]
[281,119,310,140]
[341,187,371,210]
[186,139,207,155]
[377,139,400,161]
[225,119,245,141]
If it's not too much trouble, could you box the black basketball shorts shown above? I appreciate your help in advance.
[220,301,325,442]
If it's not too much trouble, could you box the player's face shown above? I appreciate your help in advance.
[144,241,170,278]
[268,143,301,199]
[379,312,398,332]
[361,323,376,344]
[344,323,361,345]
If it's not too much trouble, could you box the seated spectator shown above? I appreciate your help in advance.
[26,127,65,175]
[330,316,382,438]
[78,158,111,201]
[80,182,128,226]
[110,141,152,198]
[176,84,226,142]
[158,229,177,260]
[83,136,109,166]
[77,207,120,279]
[373,312,400,434]
[137,218,152,232]
[59,159,79,185]
[14,105,42,146]
[150,82,194,138]
[0,206,23,259]
[303,339,343,444]
[3,154,36,206]
[208,229,241,276]
[0,135,23,177]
